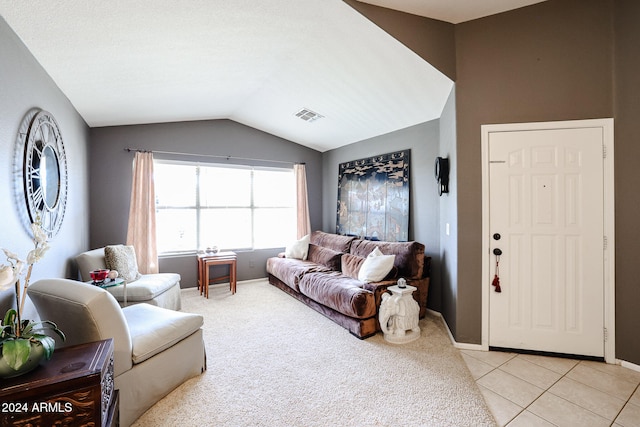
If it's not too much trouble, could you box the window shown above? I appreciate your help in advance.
[154,161,296,254]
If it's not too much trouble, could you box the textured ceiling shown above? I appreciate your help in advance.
[0,1,543,152]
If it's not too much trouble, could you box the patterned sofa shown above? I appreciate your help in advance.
[267,231,430,338]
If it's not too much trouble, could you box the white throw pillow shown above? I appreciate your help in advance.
[284,235,310,260]
[358,247,395,283]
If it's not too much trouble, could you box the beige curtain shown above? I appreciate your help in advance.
[294,163,311,238]
[126,151,159,274]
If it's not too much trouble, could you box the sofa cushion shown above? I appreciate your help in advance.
[105,245,142,282]
[350,239,425,279]
[310,231,356,253]
[106,273,181,302]
[123,303,203,364]
[307,244,342,271]
[266,257,331,292]
[298,271,376,319]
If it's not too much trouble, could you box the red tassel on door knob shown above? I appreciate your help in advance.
[492,274,501,293]
[492,253,502,293]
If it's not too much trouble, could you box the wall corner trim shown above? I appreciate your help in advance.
[427,309,486,351]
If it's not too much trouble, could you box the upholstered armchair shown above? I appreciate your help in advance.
[27,278,206,427]
[75,246,182,311]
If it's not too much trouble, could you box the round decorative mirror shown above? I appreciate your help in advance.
[41,144,61,209]
[18,110,68,236]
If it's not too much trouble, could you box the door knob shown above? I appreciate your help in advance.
[493,248,502,256]
[493,233,501,241]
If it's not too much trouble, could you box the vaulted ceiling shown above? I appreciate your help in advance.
[0,0,545,152]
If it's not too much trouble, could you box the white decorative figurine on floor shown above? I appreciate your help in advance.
[379,278,421,344]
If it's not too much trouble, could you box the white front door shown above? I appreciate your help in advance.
[485,124,608,357]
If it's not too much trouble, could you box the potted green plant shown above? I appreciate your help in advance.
[0,222,65,378]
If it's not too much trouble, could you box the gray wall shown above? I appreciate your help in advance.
[438,87,458,333]
[89,120,323,287]
[0,17,90,315]
[322,120,443,310]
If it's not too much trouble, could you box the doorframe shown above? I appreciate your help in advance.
[480,118,615,363]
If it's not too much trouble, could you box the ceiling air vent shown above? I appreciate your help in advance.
[295,108,323,123]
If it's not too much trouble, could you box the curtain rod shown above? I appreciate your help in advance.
[124,148,304,165]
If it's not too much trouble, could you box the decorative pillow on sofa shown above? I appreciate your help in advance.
[307,244,342,271]
[104,245,142,282]
[341,253,366,280]
[285,234,310,260]
[343,253,397,281]
[358,247,395,283]
[350,239,425,279]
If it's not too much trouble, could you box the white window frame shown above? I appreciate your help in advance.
[154,160,295,254]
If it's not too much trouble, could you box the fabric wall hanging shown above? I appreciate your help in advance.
[336,150,410,242]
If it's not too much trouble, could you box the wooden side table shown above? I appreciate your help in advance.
[197,251,237,297]
[0,339,118,426]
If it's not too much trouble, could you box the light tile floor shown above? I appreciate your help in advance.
[461,350,640,426]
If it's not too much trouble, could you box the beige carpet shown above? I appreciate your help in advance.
[133,280,496,427]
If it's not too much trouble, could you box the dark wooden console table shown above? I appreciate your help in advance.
[0,339,118,426]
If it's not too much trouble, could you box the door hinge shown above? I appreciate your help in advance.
[603,145,607,159]
[604,327,609,342]
[604,236,608,250]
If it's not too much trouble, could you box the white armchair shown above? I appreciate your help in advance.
[75,247,182,311]
[27,278,206,427]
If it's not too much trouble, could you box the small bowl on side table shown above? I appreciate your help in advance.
[89,269,110,285]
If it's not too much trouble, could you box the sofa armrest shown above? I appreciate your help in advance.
[422,256,431,278]
[361,279,396,314]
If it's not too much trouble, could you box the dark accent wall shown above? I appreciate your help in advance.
[343,0,456,80]
[89,120,323,287]
[613,0,640,364]
[0,17,90,316]
[454,0,614,343]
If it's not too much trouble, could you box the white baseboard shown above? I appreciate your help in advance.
[619,359,640,373]
[205,278,265,289]
[428,309,640,366]
[427,309,485,351]
[453,342,486,351]
[238,278,268,285]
